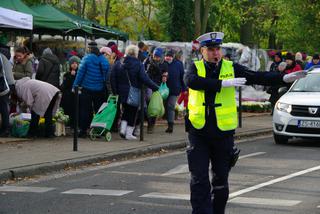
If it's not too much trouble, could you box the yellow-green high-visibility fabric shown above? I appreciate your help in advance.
[188,61,206,129]
[188,59,238,131]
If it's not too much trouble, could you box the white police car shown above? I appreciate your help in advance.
[273,67,320,144]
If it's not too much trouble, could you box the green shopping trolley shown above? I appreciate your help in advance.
[89,95,118,142]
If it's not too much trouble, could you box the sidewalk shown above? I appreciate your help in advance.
[0,113,272,182]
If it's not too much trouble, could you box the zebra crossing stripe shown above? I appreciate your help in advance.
[161,164,189,176]
[140,193,301,207]
[61,188,133,196]
[161,152,266,176]
[229,197,301,206]
[140,192,189,200]
[229,165,320,199]
[0,186,54,193]
[238,152,266,159]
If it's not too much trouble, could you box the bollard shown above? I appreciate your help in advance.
[238,87,242,128]
[73,86,79,151]
[140,85,145,141]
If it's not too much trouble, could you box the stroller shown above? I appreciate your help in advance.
[89,95,118,142]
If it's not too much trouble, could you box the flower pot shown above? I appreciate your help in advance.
[55,121,66,136]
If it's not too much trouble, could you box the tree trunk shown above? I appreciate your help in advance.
[268,33,276,49]
[147,0,152,39]
[240,0,255,47]
[268,15,278,49]
[88,0,97,21]
[201,0,212,34]
[105,0,111,26]
[240,21,254,47]
[76,0,82,16]
[194,0,201,37]
[82,0,86,18]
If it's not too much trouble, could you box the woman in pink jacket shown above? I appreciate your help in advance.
[13,77,61,138]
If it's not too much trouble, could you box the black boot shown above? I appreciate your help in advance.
[78,130,87,138]
[147,123,154,134]
[147,118,155,134]
[165,122,173,133]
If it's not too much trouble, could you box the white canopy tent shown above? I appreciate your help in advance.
[0,7,33,30]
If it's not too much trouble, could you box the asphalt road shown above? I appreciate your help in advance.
[0,136,320,214]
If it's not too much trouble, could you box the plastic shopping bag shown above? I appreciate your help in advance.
[147,91,165,118]
[11,118,30,138]
[159,82,169,100]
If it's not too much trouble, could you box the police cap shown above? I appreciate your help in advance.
[197,32,224,48]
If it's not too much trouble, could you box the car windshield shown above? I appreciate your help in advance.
[290,73,320,92]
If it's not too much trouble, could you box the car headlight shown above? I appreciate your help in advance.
[276,102,292,113]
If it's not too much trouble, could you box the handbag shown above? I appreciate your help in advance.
[125,68,141,107]
[0,56,9,96]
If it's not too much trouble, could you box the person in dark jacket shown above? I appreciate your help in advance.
[0,43,11,60]
[268,61,287,115]
[269,51,282,72]
[138,41,147,62]
[111,45,159,140]
[164,50,186,133]
[184,31,307,214]
[144,47,168,85]
[60,56,81,127]
[36,48,61,88]
[0,53,15,137]
[144,47,168,133]
[73,41,109,138]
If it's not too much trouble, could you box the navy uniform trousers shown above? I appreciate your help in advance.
[187,133,234,214]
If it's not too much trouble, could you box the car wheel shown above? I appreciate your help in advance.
[273,132,289,144]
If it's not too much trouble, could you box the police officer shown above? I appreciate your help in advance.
[184,32,307,214]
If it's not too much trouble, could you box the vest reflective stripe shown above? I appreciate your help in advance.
[188,59,238,131]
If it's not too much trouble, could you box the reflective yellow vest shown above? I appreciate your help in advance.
[188,59,238,131]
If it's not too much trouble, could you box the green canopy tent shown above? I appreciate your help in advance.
[0,0,79,34]
[58,8,128,41]
[32,5,128,41]
[30,5,89,36]
[0,0,128,52]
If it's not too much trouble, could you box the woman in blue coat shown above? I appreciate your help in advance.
[73,42,109,138]
[111,45,159,140]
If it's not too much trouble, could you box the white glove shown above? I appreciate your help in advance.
[283,70,308,83]
[221,78,247,87]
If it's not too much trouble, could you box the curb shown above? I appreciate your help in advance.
[0,128,272,183]
[235,128,272,140]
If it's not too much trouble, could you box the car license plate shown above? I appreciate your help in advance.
[298,120,320,128]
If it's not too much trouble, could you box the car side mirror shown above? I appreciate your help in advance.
[278,87,288,96]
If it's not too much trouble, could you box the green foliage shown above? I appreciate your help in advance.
[155,0,194,41]
[168,0,194,41]
[22,0,320,52]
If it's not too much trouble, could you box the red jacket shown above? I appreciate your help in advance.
[285,63,302,74]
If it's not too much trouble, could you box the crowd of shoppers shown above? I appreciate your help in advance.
[0,40,187,140]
